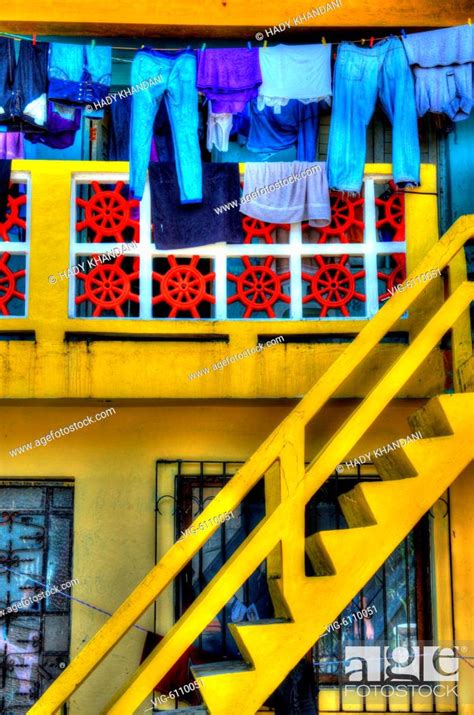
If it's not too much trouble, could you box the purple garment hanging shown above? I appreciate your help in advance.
[197,48,262,113]
[26,101,81,149]
[0,132,24,159]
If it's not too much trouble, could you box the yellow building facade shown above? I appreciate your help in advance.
[0,3,472,715]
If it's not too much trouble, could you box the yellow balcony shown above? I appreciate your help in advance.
[0,160,469,401]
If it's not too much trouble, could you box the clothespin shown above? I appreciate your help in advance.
[247,41,252,48]
[369,36,374,48]
[91,38,96,49]
[401,28,407,38]
[263,39,268,49]
[361,38,366,46]
[321,36,327,45]
[468,17,472,25]
[333,52,336,60]
[32,33,37,46]
[201,42,206,51]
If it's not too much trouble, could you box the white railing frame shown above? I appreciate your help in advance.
[70,172,406,321]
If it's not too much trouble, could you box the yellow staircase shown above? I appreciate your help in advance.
[30,216,474,715]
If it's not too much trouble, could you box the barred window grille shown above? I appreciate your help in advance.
[155,460,435,710]
[0,480,74,714]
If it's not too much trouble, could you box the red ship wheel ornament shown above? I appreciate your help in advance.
[153,256,215,318]
[375,181,405,242]
[228,256,290,318]
[303,255,365,317]
[241,216,290,243]
[76,181,139,243]
[378,254,406,302]
[0,253,26,315]
[0,193,27,242]
[317,192,365,242]
[75,255,140,317]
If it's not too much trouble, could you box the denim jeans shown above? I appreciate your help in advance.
[1,41,49,128]
[48,43,112,106]
[0,38,15,119]
[328,37,420,192]
[130,49,202,203]
[0,160,11,222]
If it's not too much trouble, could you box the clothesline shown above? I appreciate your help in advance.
[0,28,397,65]
[1,25,470,55]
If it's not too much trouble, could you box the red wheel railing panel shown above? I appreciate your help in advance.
[153,256,215,318]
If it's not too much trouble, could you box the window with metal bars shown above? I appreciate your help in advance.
[156,460,433,702]
[0,480,74,715]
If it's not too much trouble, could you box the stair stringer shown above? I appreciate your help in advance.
[193,395,473,715]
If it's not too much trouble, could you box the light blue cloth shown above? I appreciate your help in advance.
[402,24,473,67]
[129,49,202,204]
[328,37,420,193]
[240,161,330,226]
[48,43,112,106]
[402,25,474,121]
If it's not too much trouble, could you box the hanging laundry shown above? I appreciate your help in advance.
[1,40,49,128]
[0,160,11,222]
[328,38,420,193]
[230,105,252,146]
[197,48,262,113]
[0,132,24,159]
[26,101,81,149]
[152,99,177,162]
[257,44,332,113]
[247,99,319,161]
[207,112,233,152]
[198,48,262,154]
[149,163,243,249]
[0,38,15,122]
[108,96,174,162]
[239,161,330,226]
[108,95,131,161]
[48,43,112,106]
[129,49,202,204]
[402,24,474,122]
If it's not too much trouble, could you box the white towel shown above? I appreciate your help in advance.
[257,44,332,113]
[240,161,331,226]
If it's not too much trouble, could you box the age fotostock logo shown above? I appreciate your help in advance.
[344,645,459,697]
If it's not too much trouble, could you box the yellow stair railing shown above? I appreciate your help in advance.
[30,216,474,715]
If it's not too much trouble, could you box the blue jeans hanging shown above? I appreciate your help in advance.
[328,37,420,193]
[129,48,202,204]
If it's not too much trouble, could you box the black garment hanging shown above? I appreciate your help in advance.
[0,160,12,222]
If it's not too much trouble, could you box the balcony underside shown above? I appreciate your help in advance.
[0,0,471,36]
